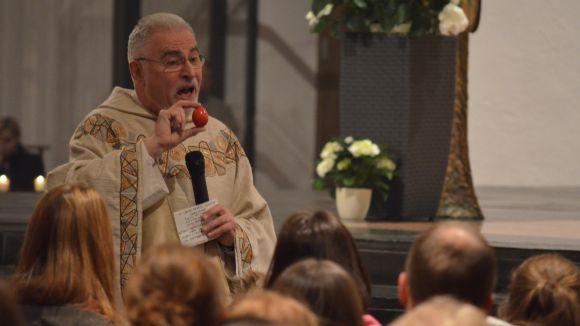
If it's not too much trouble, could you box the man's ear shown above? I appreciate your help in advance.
[482,293,494,313]
[129,61,142,84]
[398,272,411,310]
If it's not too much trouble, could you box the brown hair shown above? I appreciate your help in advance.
[499,254,580,326]
[390,295,487,326]
[265,210,371,308]
[405,222,496,307]
[0,116,21,139]
[124,244,225,326]
[13,184,117,322]
[225,290,319,326]
[271,259,365,326]
[0,278,25,326]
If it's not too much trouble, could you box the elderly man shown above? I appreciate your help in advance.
[48,13,276,302]
[397,222,512,326]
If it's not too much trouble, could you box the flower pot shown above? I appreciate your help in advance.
[335,187,372,221]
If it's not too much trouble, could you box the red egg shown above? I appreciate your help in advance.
[192,105,208,127]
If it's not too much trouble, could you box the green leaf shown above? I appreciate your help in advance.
[342,177,354,187]
[313,178,327,191]
[395,2,411,25]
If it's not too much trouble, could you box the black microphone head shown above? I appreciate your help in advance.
[185,150,209,204]
[185,150,205,177]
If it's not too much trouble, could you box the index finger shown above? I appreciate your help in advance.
[174,100,200,110]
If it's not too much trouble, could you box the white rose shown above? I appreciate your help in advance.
[316,158,335,177]
[391,22,412,34]
[306,11,319,27]
[344,136,354,144]
[317,4,334,18]
[438,3,469,36]
[348,140,380,157]
[320,141,343,159]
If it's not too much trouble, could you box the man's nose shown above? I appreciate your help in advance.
[180,60,198,78]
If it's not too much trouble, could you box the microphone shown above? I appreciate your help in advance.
[185,151,209,204]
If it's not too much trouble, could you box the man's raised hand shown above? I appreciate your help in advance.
[144,100,205,158]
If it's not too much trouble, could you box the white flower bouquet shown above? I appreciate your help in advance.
[314,136,396,200]
[306,0,469,36]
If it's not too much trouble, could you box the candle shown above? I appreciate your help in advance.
[0,174,9,192]
[34,175,46,192]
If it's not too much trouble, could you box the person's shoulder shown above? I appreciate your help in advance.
[21,304,114,326]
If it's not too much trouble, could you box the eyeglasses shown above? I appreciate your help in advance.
[135,54,206,72]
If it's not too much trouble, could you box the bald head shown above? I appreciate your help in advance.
[403,222,496,308]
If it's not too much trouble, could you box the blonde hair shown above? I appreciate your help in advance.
[390,295,487,326]
[124,244,225,326]
[127,12,194,62]
[225,290,319,326]
[13,184,117,322]
[499,254,580,326]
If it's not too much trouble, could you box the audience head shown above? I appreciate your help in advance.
[225,290,319,326]
[13,183,117,320]
[125,244,226,326]
[499,254,580,326]
[398,222,496,311]
[0,116,21,158]
[390,295,487,326]
[271,259,365,326]
[265,210,371,308]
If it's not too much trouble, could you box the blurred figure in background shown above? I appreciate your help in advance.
[12,184,121,325]
[499,254,580,326]
[0,116,44,192]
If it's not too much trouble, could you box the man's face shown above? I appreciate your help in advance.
[0,130,18,158]
[132,29,203,115]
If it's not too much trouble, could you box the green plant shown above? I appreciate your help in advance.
[306,0,469,36]
[314,136,396,200]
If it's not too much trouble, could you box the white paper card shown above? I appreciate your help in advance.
[173,199,217,247]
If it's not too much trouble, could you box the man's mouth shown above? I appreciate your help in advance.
[177,86,195,98]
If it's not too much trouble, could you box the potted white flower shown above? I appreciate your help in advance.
[314,136,396,220]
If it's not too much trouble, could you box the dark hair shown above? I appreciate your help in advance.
[125,244,226,326]
[499,254,580,326]
[0,116,21,139]
[265,210,371,308]
[13,184,117,322]
[406,222,496,307]
[271,259,365,326]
